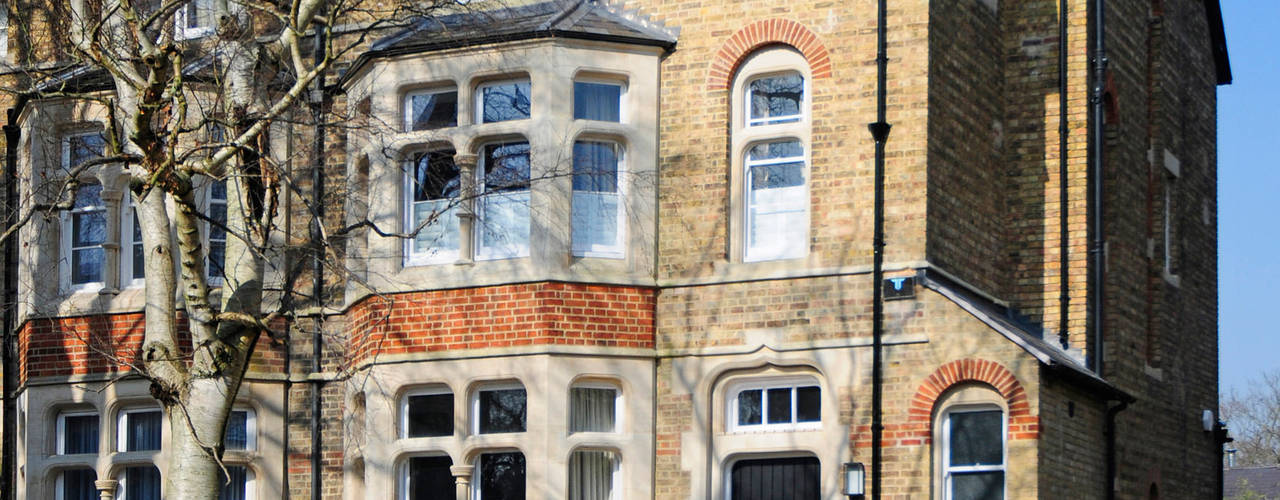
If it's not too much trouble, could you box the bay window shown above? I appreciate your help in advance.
[401,456,454,500]
[218,465,254,500]
[117,408,162,452]
[569,385,619,433]
[55,468,98,500]
[117,465,162,500]
[573,81,622,122]
[474,452,525,500]
[63,184,107,289]
[402,388,453,438]
[568,450,618,500]
[474,385,526,434]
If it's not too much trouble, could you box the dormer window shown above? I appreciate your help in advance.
[476,79,531,123]
[405,88,458,131]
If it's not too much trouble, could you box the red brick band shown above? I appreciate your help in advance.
[904,358,1039,443]
[708,19,833,90]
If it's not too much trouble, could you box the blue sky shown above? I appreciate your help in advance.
[1217,1,1280,395]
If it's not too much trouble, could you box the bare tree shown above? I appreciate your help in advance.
[0,0,469,498]
[1222,369,1280,467]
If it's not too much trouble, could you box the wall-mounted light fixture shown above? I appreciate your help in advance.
[843,462,865,498]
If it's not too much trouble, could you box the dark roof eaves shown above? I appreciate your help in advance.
[919,268,1134,403]
[340,29,675,89]
[1204,0,1232,85]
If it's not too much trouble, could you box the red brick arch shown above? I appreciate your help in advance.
[707,19,833,91]
[906,359,1039,442]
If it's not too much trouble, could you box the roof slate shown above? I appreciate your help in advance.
[1226,466,1280,499]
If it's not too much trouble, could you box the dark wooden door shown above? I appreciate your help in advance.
[730,456,820,500]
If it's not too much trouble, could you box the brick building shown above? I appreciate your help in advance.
[0,0,1230,499]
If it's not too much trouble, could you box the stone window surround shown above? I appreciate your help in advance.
[728,47,813,266]
[931,383,1008,500]
[347,40,660,296]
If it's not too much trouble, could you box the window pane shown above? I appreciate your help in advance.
[572,192,619,254]
[407,393,453,437]
[568,450,616,500]
[124,466,161,500]
[748,141,804,162]
[409,91,458,130]
[766,388,792,424]
[574,82,621,122]
[62,469,99,500]
[572,142,618,193]
[72,248,104,284]
[73,185,103,210]
[479,452,525,500]
[68,133,106,167]
[748,73,803,125]
[63,414,99,454]
[209,199,227,240]
[407,456,454,500]
[749,162,805,191]
[73,211,106,247]
[737,389,762,426]
[124,410,162,452]
[208,241,226,279]
[478,388,526,433]
[796,386,820,422]
[569,388,616,433]
[131,210,144,280]
[480,81,531,123]
[225,410,248,450]
[951,471,1004,500]
[218,466,248,500]
[949,410,1003,466]
[483,143,530,193]
[412,151,461,202]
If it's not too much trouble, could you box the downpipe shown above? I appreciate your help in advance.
[868,0,891,497]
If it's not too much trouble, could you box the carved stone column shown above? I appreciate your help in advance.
[454,153,478,265]
[450,464,474,500]
[95,478,119,500]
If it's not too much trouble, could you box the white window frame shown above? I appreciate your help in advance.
[572,78,627,123]
[474,78,532,124]
[475,141,531,261]
[727,377,822,433]
[571,140,627,259]
[397,454,454,500]
[56,410,99,455]
[742,139,809,262]
[403,151,462,266]
[175,0,216,40]
[116,407,163,453]
[121,192,145,288]
[54,468,98,500]
[226,407,257,451]
[403,87,459,132]
[568,381,622,434]
[567,448,622,500]
[471,451,527,500]
[399,386,453,438]
[1161,150,1181,285]
[470,382,527,435]
[0,6,9,59]
[940,405,1007,500]
[60,183,107,293]
[743,70,807,127]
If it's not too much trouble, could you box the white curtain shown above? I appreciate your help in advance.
[568,450,616,500]
[570,388,616,433]
[479,191,530,258]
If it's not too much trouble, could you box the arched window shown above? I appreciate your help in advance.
[730,48,811,262]
[933,384,1006,500]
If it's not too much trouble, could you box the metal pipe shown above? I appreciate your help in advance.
[310,15,328,500]
[868,0,891,496]
[1058,0,1071,350]
[2,105,23,500]
[1089,0,1109,376]
[1104,399,1128,500]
